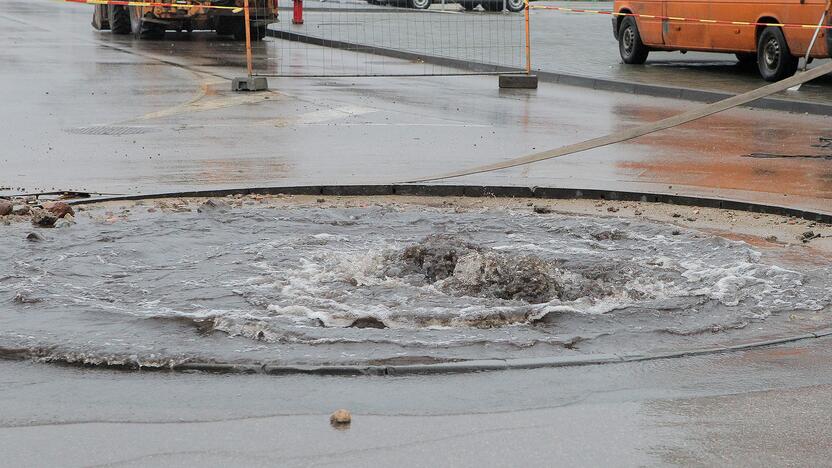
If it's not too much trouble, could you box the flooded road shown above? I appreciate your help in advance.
[2,0,832,216]
[2,1,832,465]
[3,196,830,368]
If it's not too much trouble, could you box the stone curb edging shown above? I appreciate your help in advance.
[69,183,832,224]
[264,28,832,116]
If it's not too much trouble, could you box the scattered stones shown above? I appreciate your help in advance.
[671,213,681,218]
[53,218,72,229]
[671,230,681,236]
[30,208,58,228]
[533,205,552,214]
[801,231,820,243]
[765,235,778,243]
[633,209,643,216]
[330,409,352,428]
[43,201,74,219]
[317,198,326,203]
[0,199,11,216]
[197,198,231,213]
[26,232,45,242]
[11,204,30,216]
[606,206,619,213]
[685,217,697,222]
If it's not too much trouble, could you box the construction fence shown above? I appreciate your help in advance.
[72,0,832,82]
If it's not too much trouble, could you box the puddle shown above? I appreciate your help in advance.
[1,199,831,368]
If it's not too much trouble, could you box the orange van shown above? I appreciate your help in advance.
[612,0,832,81]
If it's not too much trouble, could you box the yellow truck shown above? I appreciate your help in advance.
[91,1,276,40]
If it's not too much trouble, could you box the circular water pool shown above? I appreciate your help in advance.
[2,195,831,369]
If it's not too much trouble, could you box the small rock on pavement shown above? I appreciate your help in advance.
[0,199,11,216]
[197,198,231,213]
[533,205,552,214]
[43,201,74,219]
[53,218,72,229]
[12,204,30,216]
[330,409,352,428]
[26,232,45,242]
[30,208,58,228]
[801,231,819,243]
[607,206,619,213]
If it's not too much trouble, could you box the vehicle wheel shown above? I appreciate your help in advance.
[458,1,477,10]
[505,0,524,13]
[757,26,799,82]
[92,5,110,30]
[618,16,649,64]
[216,17,234,36]
[481,0,503,12]
[251,25,266,41]
[108,5,131,35]
[233,20,266,42]
[129,6,165,39]
[408,0,431,9]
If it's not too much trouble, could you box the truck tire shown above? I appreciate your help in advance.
[757,26,799,82]
[128,6,165,39]
[233,20,266,41]
[109,5,131,35]
[92,5,110,30]
[216,17,235,36]
[618,16,649,64]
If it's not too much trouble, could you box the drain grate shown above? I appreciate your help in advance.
[65,126,158,136]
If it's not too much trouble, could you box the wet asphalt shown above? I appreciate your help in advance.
[2,0,832,213]
[2,0,832,466]
[2,339,832,466]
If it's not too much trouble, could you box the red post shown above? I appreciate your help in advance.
[293,0,303,24]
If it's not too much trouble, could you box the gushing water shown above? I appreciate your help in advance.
[1,199,830,367]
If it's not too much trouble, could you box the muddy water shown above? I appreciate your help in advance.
[1,200,831,368]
